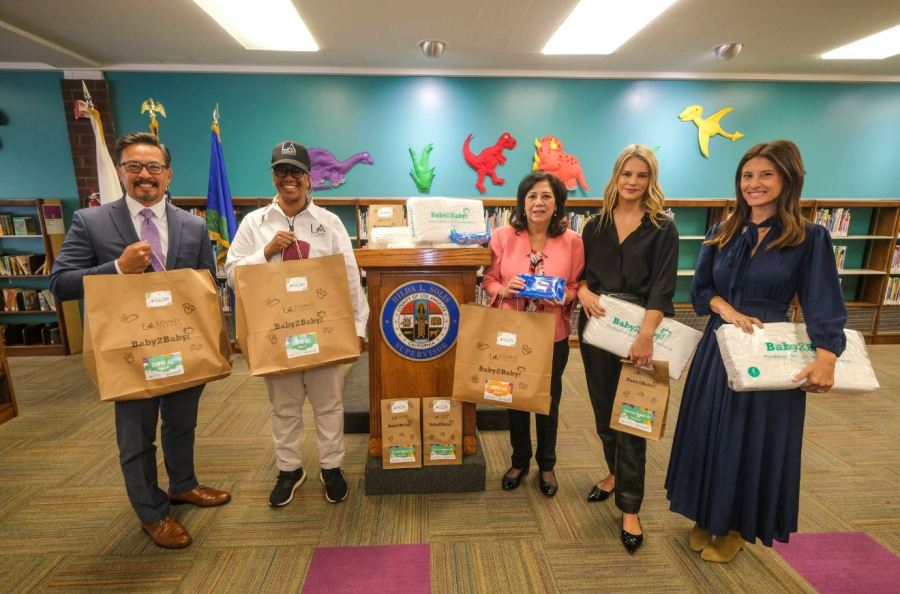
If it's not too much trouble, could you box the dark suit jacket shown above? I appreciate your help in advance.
[50,199,215,301]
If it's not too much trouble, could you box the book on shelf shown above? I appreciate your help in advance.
[832,245,847,270]
[886,277,900,305]
[12,216,37,235]
[38,289,55,312]
[0,215,13,236]
[814,208,850,237]
[1,288,40,312]
[892,245,900,274]
[0,254,46,276]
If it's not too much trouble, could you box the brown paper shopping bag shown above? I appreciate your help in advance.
[422,397,463,466]
[451,304,554,414]
[234,254,360,377]
[610,360,670,441]
[381,398,422,469]
[83,269,232,402]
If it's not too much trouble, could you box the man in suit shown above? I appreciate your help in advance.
[50,132,230,549]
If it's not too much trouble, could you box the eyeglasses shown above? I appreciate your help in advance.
[273,165,307,178]
[119,161,167,174]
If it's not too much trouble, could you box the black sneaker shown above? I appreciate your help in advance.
[269,467,306,507]
[320,467,348,503]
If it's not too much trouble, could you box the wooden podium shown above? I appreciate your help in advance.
[354,247,492,458]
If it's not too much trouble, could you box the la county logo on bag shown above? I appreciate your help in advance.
[381,281,460,361]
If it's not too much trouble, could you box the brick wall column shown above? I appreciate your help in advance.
[60,78,117,208]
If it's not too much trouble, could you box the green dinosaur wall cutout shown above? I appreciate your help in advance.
[409,143,436,192]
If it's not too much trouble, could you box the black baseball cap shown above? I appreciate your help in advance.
[271,140,311,172]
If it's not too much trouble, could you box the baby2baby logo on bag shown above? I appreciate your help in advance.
[381,281,459,361]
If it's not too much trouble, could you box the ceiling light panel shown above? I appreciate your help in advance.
[542,0,678,55]
[193,0,318,51]
[822,24,900,60]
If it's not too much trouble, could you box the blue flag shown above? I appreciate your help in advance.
[206,124,237,266]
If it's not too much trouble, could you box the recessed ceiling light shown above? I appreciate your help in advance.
[542,0,679,55]
[193,0,318,51]
[419,40,447,58]
[822,23,900,60]
[713,42,743,60]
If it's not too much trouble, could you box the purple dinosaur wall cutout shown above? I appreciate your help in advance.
[308,148,374,190]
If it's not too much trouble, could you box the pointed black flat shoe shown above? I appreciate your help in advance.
[621,516,643,555]
[501,467,529,491]
[587,484,614,502]
[539,471,558,497]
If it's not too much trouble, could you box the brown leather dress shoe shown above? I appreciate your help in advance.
[169,485,232,507]
[142,516,192,549]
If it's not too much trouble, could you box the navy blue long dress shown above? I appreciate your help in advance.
[665,218,847,546]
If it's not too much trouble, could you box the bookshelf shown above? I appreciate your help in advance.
[0,199,82,357]
[171,196,900,345]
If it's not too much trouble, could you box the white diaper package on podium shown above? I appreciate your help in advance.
[715,323,879,394]
[406,197,485,244]
[581,295,702,380]
[368,226,415,248]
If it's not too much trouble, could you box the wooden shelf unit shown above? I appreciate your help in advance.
[0,199,82,357]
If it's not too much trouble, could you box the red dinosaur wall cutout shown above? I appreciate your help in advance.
[533,136,590,192]
[462,132,517,194]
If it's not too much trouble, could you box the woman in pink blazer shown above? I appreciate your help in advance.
[482,171,585,497]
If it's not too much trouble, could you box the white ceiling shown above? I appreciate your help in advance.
[1,0,899,80]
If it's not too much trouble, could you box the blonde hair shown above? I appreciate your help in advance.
[707,140,806,251]
[599,144,666,228]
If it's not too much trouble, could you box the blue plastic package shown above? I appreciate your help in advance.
[449,229,491,245]
[516,274,565,302]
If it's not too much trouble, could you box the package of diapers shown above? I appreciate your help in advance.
[715,323,879,394]
[407,197,485,244]
[369,226,415,248]
[581,295,702,380]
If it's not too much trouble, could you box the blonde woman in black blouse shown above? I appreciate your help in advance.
[577,144,678,554]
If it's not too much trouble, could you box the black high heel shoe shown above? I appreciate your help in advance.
[587,484,614,502]
[621,516,643,555]
[539,471,558,497]
[501,467,529,491]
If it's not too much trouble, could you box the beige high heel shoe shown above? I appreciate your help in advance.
[690,524,712,552]
[701,531,744,563]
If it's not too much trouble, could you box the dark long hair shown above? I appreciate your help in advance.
[510,171,569,237]
[708,140,806,250]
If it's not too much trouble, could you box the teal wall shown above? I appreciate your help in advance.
[105,73,900,199]
[0,71,77,204]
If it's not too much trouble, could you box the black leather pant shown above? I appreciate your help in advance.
[508,339,570,472]
[579,333,647,514]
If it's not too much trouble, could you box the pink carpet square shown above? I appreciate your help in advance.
[774,532,900,594]
[303,543,431,594]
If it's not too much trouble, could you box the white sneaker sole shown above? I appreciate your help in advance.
[269,469,307,507]
[320,472,349,503]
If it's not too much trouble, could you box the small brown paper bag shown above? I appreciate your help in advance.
[381,398,422,469]
[610,360,670,441]
[451,304,554,414]
[234,254,360,377]
[83,269,232,402]
[422,397,463,466]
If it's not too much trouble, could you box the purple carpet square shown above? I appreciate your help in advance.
[774,532,900,594]
[303,543,431,594]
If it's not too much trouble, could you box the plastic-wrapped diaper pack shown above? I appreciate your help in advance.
[580,295,702,380]
[368,226,415,248]
[715,322,879,394]
[516,274,565,302]
[407,197,486,244]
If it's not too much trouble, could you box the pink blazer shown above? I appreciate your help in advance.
[482,225,585,341]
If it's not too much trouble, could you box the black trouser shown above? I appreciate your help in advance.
[114,385,203,523]
[579,328,646,514]
[508,339,570,472]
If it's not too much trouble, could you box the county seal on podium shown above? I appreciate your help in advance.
[380,280,460,361]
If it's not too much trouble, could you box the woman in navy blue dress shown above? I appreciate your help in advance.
[665,140,847,562]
